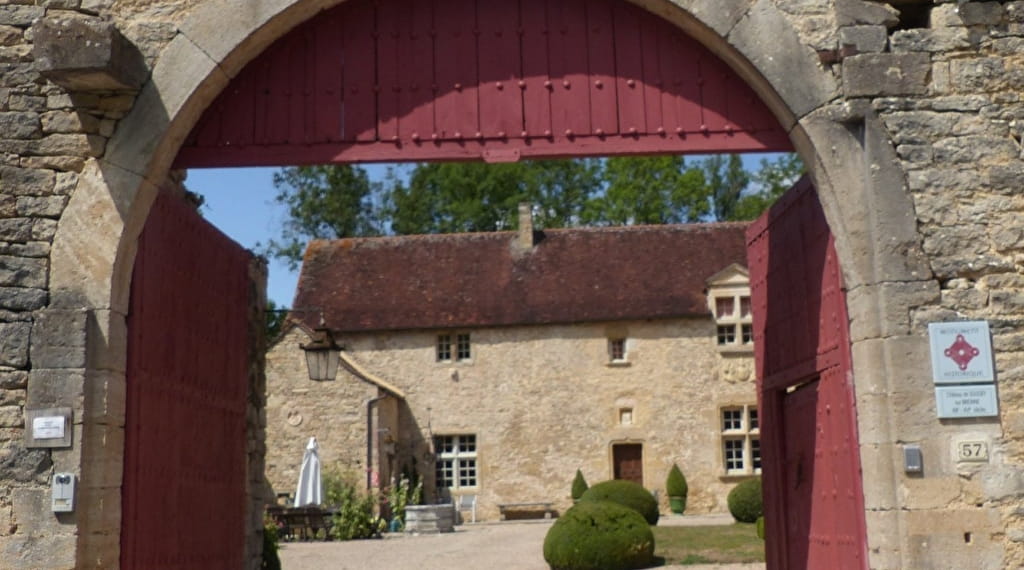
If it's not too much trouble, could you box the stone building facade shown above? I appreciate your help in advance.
[265,222,761,521]
[0,0,1021,568]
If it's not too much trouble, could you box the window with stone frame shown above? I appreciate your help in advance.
[706,264,754,352]
[437,332,472,362]
[434,434,478,491]
[712,293,753,349]
[721,405,761,476]
[608,338,627,363]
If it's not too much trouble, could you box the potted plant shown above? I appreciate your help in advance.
[666,463,688,514]
[571,469,588,503]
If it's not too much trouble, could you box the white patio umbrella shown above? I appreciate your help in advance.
[294,436,322,507]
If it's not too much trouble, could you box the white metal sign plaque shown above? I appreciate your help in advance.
[935,385,999,419]
[32,416,65,440]
[928,321,994,384]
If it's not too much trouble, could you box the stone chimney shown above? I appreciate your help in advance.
[517,202,535,248]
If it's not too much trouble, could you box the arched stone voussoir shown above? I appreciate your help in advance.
[50,159,159,314]
[795,103,932,294]
[103,32,228,182]
[179,0,340,79]
[725,0,840,129]
[629,0,755,42]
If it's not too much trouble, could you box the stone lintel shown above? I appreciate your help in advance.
[32,15,147,92]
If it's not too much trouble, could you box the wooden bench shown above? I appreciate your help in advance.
[497,502,555,521]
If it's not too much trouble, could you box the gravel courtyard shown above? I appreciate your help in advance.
[277,515,766,570]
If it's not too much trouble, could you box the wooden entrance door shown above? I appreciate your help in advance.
[122,191,254,568]
[746,177,868,569]
[613,444,644,485]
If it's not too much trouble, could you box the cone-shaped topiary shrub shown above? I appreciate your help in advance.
[665,463,688,514]
[727,478,763,523]
[543,500,655,570]
[571,469,589,501]
[580,479,659,525]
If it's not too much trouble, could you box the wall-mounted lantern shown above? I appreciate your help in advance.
[300,327,341,381]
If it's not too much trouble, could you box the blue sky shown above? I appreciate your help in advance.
[187,164,393,307]
[186,167,308,307]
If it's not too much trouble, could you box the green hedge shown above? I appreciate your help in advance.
[580,479,659,525]
[543,501,655,570]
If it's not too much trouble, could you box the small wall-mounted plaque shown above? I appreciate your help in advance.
[25,407,73,449]
[956,440,990,462]
[928,321,995,384]
[935,385,999,419]
[33,416,65,439]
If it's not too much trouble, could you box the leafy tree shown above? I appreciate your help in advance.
[522,158,602,229]
[264,165,384,270]
[385,159,602,234]
[587,156,707,225]
[703,154,749,222]
[727,153,804,221]
[385,161,526,234]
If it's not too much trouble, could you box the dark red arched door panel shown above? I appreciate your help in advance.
[175,0,791,168]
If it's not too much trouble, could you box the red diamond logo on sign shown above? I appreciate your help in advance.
[944,334,980,371]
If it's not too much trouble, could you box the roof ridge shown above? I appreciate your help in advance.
[307,221,750,248]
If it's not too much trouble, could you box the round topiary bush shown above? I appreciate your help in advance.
[727,478,763,523]
[580,479,659,525]
[543,500,655,570]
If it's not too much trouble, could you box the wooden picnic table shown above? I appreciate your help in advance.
[267,505,336,541]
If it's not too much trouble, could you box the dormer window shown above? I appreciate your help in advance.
[705,263,753,352]
[714,293,753,347]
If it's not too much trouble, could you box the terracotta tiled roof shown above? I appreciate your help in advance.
[292,223,749,332]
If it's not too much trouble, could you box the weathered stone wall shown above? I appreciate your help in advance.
[2,4,127,568]
[0,0,1021,568]
[833,2,1024,568]
[245,256,271,570]
[265,318,759,521]
[265,327,382,496]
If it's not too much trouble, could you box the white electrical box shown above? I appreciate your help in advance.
[52,473,75,513]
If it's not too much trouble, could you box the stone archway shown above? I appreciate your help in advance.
[45,1,932,568]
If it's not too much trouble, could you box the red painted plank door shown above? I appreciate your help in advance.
[122,191,252,569]
[176,0,792,168]
[747,176,868,570]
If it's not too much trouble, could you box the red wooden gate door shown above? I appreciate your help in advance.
[746,177,868,569]
[175,0,791,168]
[122,191,253,568]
